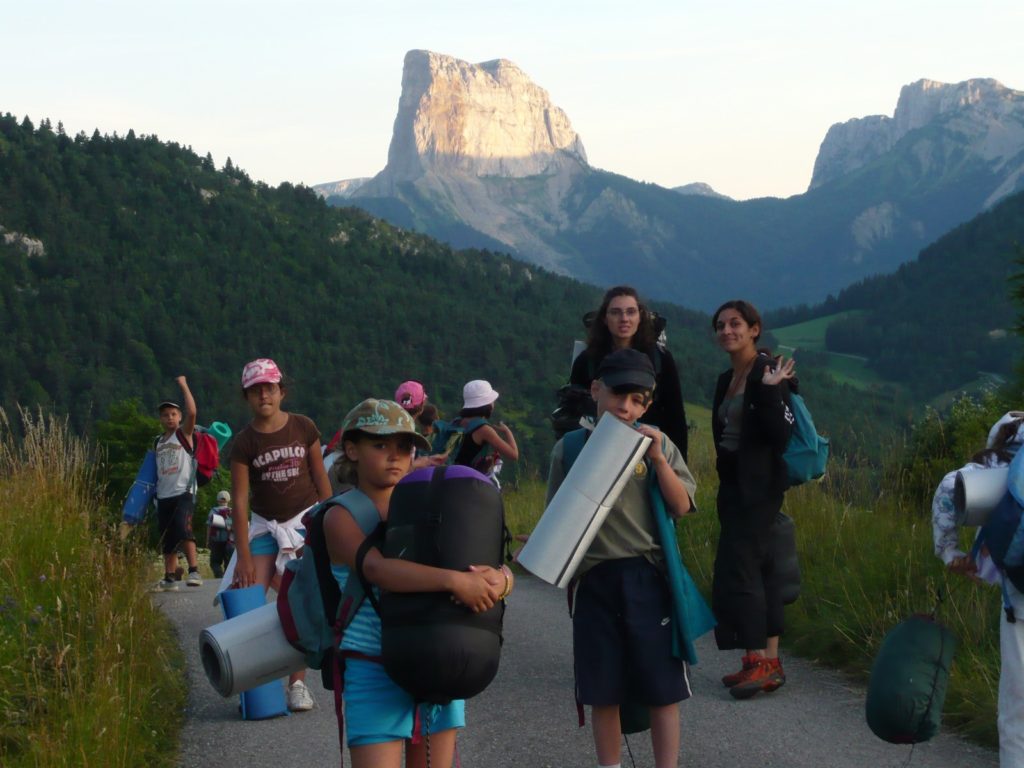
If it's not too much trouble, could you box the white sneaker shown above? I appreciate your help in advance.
[287,680,314,712]
[155,577,178,592]
[186,570,203,587]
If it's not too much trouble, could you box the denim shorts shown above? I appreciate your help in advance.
[343,657,464,746]
[249,528,305,556]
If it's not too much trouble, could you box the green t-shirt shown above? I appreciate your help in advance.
[544,425,697,578]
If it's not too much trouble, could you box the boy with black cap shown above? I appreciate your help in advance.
[154,376,202,590]
[544,348,697,768]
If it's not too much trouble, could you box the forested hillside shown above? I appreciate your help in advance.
[0,114,909,468]
[0,115,718,469]
[768,190,1024,397]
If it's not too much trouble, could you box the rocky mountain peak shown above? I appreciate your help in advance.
[809,77,1024,195]
[373,50,588,188]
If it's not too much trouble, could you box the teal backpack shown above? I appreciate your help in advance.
[431,417,496,473]
[783,392,829,487]
[276,488,382,686]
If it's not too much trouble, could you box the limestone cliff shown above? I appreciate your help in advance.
[810,78,1024,205]
[338,50,595,269]
[365,50,587,189]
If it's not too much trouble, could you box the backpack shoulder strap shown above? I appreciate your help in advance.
[175,427,195,455]
[334,488,380,536]
[652,343,665,376]
[331,488,385,620]
[561,428,590,474]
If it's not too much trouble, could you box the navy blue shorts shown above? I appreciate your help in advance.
[156,493,195,555]
[572,557,690,706]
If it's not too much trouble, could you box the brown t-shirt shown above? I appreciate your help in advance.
[230,413,321,523]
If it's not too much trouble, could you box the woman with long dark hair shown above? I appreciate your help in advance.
[710,299,795,700]
[569,286,689,459]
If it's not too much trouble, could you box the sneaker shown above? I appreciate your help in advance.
[722,653,759,688]
[186,570,203,587]
[287,680,314,712]
[729,655,785,700]
[156,577,179,592]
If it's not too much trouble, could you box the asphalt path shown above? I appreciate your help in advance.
[159,575,999,768]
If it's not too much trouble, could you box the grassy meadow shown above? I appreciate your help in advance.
[504,403,1002,748]
[772,311,885,390]
[0,410,184,767]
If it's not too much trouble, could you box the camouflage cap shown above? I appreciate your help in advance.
[340,398,432,453]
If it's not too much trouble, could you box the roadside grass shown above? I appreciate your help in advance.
[504,406,1001,748]
[0,409,184,767]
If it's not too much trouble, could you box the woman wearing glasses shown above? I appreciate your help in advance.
[569,285,689,460]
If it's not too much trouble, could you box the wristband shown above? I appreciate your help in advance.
[499,565,513,600]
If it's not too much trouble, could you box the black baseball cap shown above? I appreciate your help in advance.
[157,400,182,411]
[595,349,656,391]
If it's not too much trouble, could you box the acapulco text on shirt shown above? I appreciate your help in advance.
[252,445,308,483]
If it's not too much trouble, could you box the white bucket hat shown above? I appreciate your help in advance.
[216,490,231,503]
[463,380,499,410]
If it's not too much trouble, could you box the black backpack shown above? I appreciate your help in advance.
[552,312,667,438]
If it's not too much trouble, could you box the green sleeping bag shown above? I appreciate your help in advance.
[865,614,957,744]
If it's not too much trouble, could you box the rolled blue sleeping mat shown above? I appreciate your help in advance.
[217,586,289,720]
[122,450,157,525]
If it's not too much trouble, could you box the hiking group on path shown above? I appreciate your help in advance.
[138,285,1023,767]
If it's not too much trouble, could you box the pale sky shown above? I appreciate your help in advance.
[5,0,1023,201]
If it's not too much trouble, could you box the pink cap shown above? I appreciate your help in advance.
[241,358,283,390]
[394,380,426,411]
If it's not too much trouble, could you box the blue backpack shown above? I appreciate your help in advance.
[783,392,829,487]
[972,450,1024,619]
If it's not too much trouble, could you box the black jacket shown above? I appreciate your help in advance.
[570,343,689,460]
[712,353,795,502]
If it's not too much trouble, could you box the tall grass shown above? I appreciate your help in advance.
[504,407,1002,747]
[0,409,185,767]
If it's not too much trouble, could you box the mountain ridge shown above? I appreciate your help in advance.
[319,52,1024,310]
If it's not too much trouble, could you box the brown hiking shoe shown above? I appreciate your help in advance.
[721,653,760,688]
[729,655,785,699]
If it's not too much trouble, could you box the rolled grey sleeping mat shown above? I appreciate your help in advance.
[518,414,651,588]
[199,601,306,697]
[953,467,1009,526]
